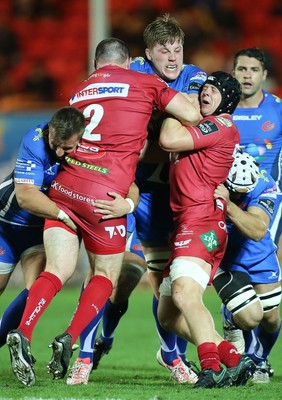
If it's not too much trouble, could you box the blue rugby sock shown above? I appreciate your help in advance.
[0,288,28,347]
[176,336,188,361]
[100,299,129,347]
[79,310,104,360]
[78,282,105,360]
[152,295,178,365]
[251,323,281,363]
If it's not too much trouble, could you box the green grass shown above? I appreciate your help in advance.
[0,286,281,399]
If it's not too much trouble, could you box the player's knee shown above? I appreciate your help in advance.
[214,270,261,328]
[145,249,170,274]
[112,262,145,303]
[120,261,146,284]
[234,302,263,330]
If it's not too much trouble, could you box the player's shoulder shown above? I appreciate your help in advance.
[200,114,235,129]
[21,123,49,155]
[130,57,151,73]
[250,170,277,213]
[257,168,277,189]
[249,169,277,202]
[128,65,168,87]
[23,123,48,142]
[263,90,282,107]
[176,65,206,93]
[181,64,207,80]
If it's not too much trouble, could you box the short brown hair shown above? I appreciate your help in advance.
[233,47,266,70]
[49,107,85,141]
[143,14,185,49]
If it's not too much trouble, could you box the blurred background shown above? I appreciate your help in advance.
[1,0,282,112]
[1,0,282,285]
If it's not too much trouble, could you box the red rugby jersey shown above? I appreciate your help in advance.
[169,114,240,221]
[66,65,177,195]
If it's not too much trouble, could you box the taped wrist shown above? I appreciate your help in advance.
[57,209,70,223]
[125,198,134,213]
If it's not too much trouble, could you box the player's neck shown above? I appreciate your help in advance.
[238,89,264,108]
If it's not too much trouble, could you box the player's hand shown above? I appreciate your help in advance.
[64,217,78,232]
[57,209,78,232]
[93,192,132,220]
[214,183,230,204]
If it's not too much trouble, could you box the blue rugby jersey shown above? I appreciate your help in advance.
[130,57,206,243]
[0,123,60,226]
[221,170,279,282]
[232,91,282,191]
[131,57,206,190]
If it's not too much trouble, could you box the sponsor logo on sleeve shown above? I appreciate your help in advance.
[215,116,233,127]
[258,198,275,215]
[15,159,36,172]
[197,120,219,135]
[33,128,43,141]
[190,71,207,82]
[14,178,35,184]
[188,82,202,91]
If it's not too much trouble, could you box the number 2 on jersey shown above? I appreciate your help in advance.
[82,104,103,142]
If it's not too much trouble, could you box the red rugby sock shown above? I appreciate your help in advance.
[197,342,221,371]
[66,275,113,344]
[18,272,62,342]
[218,340,241,367]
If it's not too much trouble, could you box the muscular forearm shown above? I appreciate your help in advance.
[159,118,195,152]
[227,202,268,241]
[16,185,61,220]
[16,183,77,232]
[165,92,201,127]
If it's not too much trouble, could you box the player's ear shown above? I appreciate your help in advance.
[145,48,151,61]
[125,57,131,69]
[262,69,268,82]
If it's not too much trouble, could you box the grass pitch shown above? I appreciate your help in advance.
[0,285,281,399]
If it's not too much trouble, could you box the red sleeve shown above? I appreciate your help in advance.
[137,73,178,111]
[187,116,239,150]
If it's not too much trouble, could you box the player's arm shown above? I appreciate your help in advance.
[158,117,195,152]
[214,183,269,241]
[140,110,170,163]
[15,183,77,231]
[182,92,201,112]
[164,92,201,127]
[93,182,140,220]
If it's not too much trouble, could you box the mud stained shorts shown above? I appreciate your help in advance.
[47,171,127,255]
[167,207,228,283]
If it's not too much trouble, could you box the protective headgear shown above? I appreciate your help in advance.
[203,71,241,115]
[225,151,260,193]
